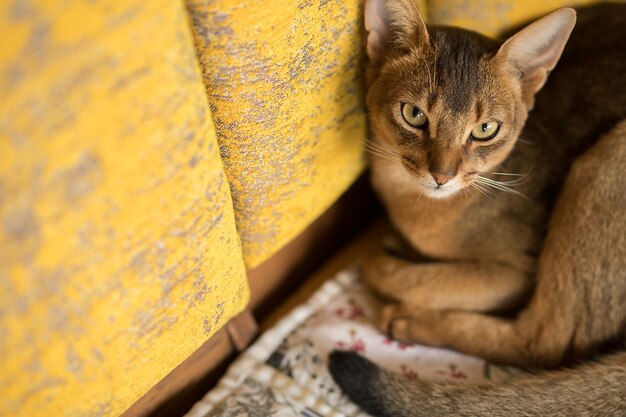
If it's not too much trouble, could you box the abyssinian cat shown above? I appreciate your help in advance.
[329,0,626,415]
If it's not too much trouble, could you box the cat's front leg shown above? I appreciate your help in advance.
[362,253,532,312]
[377,304,567,368]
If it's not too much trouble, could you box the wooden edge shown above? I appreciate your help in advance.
[261,218,390,331]
[227,308,259,351]
[120,318,234,417]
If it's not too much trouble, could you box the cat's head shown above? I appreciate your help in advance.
[365,0,576,199]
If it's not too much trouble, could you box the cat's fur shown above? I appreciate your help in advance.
[329,1,626,415]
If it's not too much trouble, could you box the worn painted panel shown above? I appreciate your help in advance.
[0,1,248,417]
[428,0,600,37]
[185,0,369,268]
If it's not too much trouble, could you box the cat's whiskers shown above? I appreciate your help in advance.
[475,175,529,199]
[367,149,401,163]
[362,137,393,153]
[413,191,424,206]
[481,176,528,187]
[364,141,403,163]
[489,172,524,176]
[461,187,472,201]
[480,168,533,185]
[470,182,495,201]
[366,150,395,161]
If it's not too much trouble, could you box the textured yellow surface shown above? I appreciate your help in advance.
[1,0,613,415]
[185,0,368,268]
[416,0,429,18]
[0,1,248,417]
[428,0,599,36]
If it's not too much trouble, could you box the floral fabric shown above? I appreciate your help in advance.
[187,270,518,417]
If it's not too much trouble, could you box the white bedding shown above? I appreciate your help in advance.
[186,269,517,417]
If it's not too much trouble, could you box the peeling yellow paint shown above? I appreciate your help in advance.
[428,0,599,37]
[0,1,248,416]
[185,0,368,267]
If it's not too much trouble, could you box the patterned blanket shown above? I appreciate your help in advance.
[186,269,518,417]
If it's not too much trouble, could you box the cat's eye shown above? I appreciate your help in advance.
[470,120,500,141]
[401,103,428,128]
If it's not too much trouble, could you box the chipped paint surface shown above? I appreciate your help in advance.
[428,0,597,36]
[185,0,368,267]
[0,1,248,416]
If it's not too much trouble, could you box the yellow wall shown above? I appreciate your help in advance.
[185,0,368,267]
[0,1,248,416]
[428,0,599,36]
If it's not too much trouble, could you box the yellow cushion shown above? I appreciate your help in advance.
[0,1,248,417]
[428,0,600,37]
[185,0,367,268]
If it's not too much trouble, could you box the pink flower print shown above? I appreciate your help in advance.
[434,364,468,379]
[396,342,411,350]
[401,365,418,381]
[336,331,366,353]
[350,338,365,353]
[449,364,467,379]
[348,306,365,320]
[382,337,411,350]
[334,306,365,321]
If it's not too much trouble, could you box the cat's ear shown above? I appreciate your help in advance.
[498,7,576,110]
[365,0,429,64]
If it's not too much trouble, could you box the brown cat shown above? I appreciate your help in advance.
[329,0,626,415]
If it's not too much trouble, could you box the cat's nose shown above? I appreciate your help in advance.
[430,171,454,186]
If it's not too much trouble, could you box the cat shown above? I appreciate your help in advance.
[328,0,626,415]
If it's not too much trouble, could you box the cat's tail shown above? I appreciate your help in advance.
[328,350,626,417]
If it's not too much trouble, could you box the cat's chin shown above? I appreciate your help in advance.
[421,185,462,200]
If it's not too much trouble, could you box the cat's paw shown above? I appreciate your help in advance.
[377,304,446,347]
